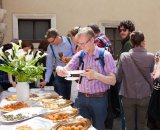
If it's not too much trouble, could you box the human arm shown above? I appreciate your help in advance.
[81,51,116,85]
[56,66,70,77]
[8,74,16,87]
[38,45,55,87]
[56,51,81,77]
[81,69,116,85]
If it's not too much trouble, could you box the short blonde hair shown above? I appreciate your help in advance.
[76,27,95,39]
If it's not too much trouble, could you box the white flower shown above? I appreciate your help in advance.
[35,51,47,60]
[34,51,41,59]
[0,40,46,82]
[8,55,13,61]
[0,46,4,56]
[19,40,22,47]
[11,42,20,53]
[15,49,26,59]
[0,46,6,59]
[25,53,33,62]
[5,49,13,56]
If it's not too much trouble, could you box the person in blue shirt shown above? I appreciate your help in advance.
[38,28,76,99]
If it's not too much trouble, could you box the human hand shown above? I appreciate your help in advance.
[38,81,47,88]
[10,81,16,87]
[81,69,98,80]
[63,57,71,64]
[56,66,69,77]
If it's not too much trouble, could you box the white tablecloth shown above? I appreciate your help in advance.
[0,88,96,130]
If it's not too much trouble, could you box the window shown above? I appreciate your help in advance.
[105,27,121,59]
[18,19,51,42]
[13,14,56,44]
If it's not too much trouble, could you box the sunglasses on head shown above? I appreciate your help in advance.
[119,28,127,33]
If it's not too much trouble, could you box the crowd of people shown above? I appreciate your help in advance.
[0,20,160,130]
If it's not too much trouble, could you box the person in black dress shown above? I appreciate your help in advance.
[147,52,160,130]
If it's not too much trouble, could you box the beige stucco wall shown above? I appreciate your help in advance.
[2,0,160,52]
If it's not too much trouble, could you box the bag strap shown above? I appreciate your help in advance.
[67,37,74,55]
[50,37,74,59]
[79,51,85,84]
[98,48,105,68]
[79,48,105,84]
[50,45,56,59]
[130,54,153,90]
[95,48,105,68]
[67,37,72,45]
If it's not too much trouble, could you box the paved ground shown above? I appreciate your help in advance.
[107,117,121,130]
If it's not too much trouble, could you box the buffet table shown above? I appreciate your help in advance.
[0,87,96,130]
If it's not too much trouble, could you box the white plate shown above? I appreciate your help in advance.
[0,107,48,123]
[8,87,16,93]
[68,70,85,75]
[65,77,80,81]
[30,88,41,93]
[10,117,53,130]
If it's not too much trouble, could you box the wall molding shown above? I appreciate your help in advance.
[98,20,120,34]
[13,13,56,39]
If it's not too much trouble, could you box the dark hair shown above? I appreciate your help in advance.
[87,24,100,34]
[45,28,59,39]
[10,38,19,45]
[118,20,135,32]
[38,40,49,52]
[22,41,34,50]
[67,26,81,37]
[2,43,13,52]
[130,31,144,47]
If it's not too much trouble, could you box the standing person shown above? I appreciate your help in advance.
[118,20,135,55]
[147,50,160,130]
[88,24,114,56]
[0,43,13,91]
[67,26,82,54]
[38,28,76,100]
[36,40,54,86]
[117,20,136,130]
[67,26,81,102]
[88,24,115,129]
[154,50,160,69]
[22,41,34,53]
[56,27,116,130]
[117,31,154,130]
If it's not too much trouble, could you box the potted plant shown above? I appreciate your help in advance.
[0,40,47,101]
